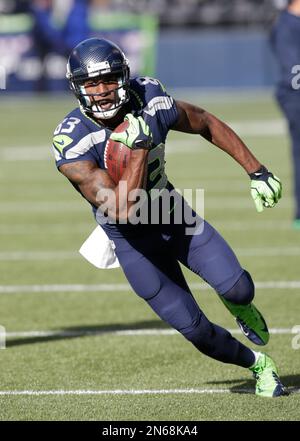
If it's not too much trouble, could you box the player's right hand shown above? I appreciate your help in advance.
[110,114,152,150]
[249,165,282,212]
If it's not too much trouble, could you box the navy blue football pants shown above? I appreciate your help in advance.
[112,216,255,368]
[277,94,300,219]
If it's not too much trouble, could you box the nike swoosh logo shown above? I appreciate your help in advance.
[55,140,65,146]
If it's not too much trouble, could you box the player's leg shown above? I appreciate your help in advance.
[113,232,254,367]
[113,232,287,396]
[286,104,300,223]
[218,270,269,346]
[168,204,269,346]
[276,96,300,224]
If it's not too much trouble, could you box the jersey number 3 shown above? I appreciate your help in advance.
[54,117,81,135]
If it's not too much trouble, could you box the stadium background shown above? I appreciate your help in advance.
[0,0,299,421]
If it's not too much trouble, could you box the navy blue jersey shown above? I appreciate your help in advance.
[52,76,179,236]
[53,77,178,187]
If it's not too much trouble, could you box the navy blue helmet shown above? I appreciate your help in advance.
[66,38,130,119]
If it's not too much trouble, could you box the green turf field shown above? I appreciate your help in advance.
[0,91,299,421]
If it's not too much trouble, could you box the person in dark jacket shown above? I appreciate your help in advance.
[271,0,300,228]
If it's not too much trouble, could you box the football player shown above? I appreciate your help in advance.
[53,38,287,398]
[271,0,300,228]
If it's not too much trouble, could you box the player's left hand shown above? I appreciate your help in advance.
[110,114,152,150]
[249,165,282,212]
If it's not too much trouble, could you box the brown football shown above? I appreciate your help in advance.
[104,120,132,184]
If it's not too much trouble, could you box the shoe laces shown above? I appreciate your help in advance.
[253,364,278,388]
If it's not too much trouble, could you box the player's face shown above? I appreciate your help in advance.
[84,74,119,111]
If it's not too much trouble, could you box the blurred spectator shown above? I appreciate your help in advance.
[0,0,157,92]
[31,0,156,79]
[30,0,132,56]
[0,0,28,13]
[271,0,300,228]
[62,0,129,51]
[30,0,77,56]
[30,1,119,90]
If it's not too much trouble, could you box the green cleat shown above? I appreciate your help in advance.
[249,353,289,397]
[220,298,269,346]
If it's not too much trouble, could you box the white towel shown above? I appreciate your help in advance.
[79,226,120,269]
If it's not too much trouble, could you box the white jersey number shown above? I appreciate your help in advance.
[147,143,167,190]
[136,77,159,87]
[54,117,81,135]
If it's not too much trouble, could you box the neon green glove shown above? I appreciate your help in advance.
[110,113,152,150]
[249,165,282,212]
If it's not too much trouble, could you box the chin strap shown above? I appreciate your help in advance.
[91,105,120,120]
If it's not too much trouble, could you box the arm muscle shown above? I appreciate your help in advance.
[59,151,148,220]
[172,100,261,174]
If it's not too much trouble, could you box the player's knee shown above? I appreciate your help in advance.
[133,276,161,300]
[122,261,161,300]
[222,270,254,305]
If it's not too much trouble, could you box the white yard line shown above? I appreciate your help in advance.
[0,120,288,162]
[0,220,293,235]
[0,387,298,396]
[0,284,130,293]
[213,220,292,231]
[0,223,93,235]
[4,327,297,339]
[0,388,249,396]
[0,147,51,161]
[1,281,300,294]
[0,247,299,261]
[229,119,287,137]
[0,251,78,261]
[0,198,292,213]
[0,201,85,213]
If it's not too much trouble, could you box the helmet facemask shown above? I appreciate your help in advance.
[68,63,130,120]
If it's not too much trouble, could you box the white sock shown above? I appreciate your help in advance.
[250,351,261,368]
